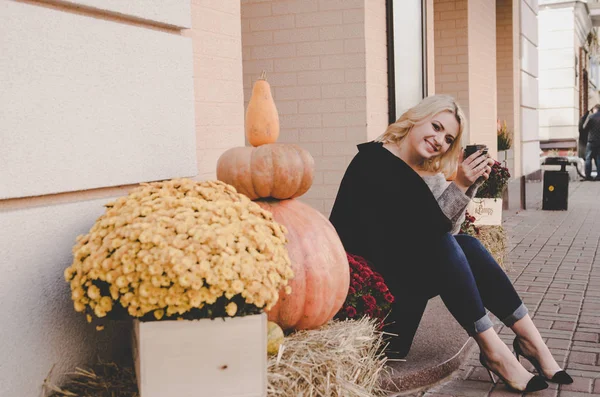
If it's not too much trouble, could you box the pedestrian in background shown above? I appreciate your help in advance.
[582,104,600,180]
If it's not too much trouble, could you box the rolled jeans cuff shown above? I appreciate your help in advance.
[501,303,528,327]
[467,313,494,336]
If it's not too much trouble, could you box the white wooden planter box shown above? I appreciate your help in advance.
[133,313,267,397]
[467,198,503,226]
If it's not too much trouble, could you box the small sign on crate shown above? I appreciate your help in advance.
[466,198,503,226]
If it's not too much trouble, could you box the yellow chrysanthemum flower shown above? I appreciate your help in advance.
[64,179,294,326]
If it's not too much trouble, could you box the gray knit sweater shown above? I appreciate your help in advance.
[421,174,481,235]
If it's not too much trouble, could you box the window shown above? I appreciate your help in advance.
[387,0,427,123]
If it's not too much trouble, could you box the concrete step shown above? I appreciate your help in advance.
[381,296,474,396]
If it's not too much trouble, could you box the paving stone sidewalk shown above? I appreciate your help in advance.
[418,181,600,397]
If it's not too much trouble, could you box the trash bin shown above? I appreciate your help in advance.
[541,157,569,211]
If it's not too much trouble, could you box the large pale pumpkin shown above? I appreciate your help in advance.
[256,199,349,330]
[246,71,279,147]
[216,143,314,200]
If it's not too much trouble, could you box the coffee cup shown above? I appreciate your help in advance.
[464,144,488,158]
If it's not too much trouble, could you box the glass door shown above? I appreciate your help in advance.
[387,0,427,123]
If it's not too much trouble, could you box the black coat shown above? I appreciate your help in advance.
[329,141,452,357]
[585,112,600,147]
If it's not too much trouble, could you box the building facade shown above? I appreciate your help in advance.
[538,0,600,152]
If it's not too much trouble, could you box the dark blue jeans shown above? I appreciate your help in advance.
[584,142,600,180]
[432,233,527,336]
[385,233,527,358]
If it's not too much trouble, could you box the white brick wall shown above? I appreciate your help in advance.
[434,0,499,157]
[241,0,384,216]
[365,0,389,142]
[497,0,514,133]
[434,0,469,124]
[186,0,245,180]
[468,0,498,157]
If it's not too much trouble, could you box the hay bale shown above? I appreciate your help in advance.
[477,225,509,271]
[45,318,389,397]
[268,317,389,397]
[44,361,138,397]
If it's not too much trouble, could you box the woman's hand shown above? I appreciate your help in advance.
[454,150,494,192]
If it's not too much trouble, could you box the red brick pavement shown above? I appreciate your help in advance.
[405,182,600,397]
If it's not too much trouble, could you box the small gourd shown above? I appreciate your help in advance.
[267,321,284,355]
[246,71,280,147]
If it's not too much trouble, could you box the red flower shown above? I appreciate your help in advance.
[348,287,356,295]
[362,294,377,307]
[375,282,388,293]
[345,306,357,318]
[384,293,395,303]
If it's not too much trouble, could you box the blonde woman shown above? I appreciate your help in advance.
[329,95,572,393]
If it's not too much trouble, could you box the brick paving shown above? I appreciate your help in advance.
[416,181,600,396]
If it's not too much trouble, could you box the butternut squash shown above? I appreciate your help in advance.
[246,71,280,147]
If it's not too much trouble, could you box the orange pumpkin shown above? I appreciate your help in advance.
[216,143,314,200]
[256,199,349,330]
[246,71,280,147]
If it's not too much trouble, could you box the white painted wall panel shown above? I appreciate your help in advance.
[539,30,574,50]
[539,88,576,108]
[521,1,538,46]
[521,36,539,78]
[540,125,578,140]
[521,107,539,142]
[539,107,577,127]
[0,1,196,199]
[539,48,574,69]
[46,0,191,28]
[539,68,575,89]
[538,8,573,33]
[521,71,539,109]
[0,196,124,397]
[522,141,542,175]
[524,0,538,14]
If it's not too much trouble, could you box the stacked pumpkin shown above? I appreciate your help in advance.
[217,72,350,333]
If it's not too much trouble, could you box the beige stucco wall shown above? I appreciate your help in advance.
[497,0,515,133]
[241,0,387,216]
[0,1,244,395]
[1,2,196,200]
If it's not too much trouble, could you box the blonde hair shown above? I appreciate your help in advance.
[375,94,466,177]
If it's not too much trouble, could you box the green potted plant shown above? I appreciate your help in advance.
[497,120,514,174]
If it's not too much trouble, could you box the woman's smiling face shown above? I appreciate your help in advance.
[405,111,460,161]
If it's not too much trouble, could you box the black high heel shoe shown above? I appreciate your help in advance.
[479,352,549,393]
[513,337,574,385]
